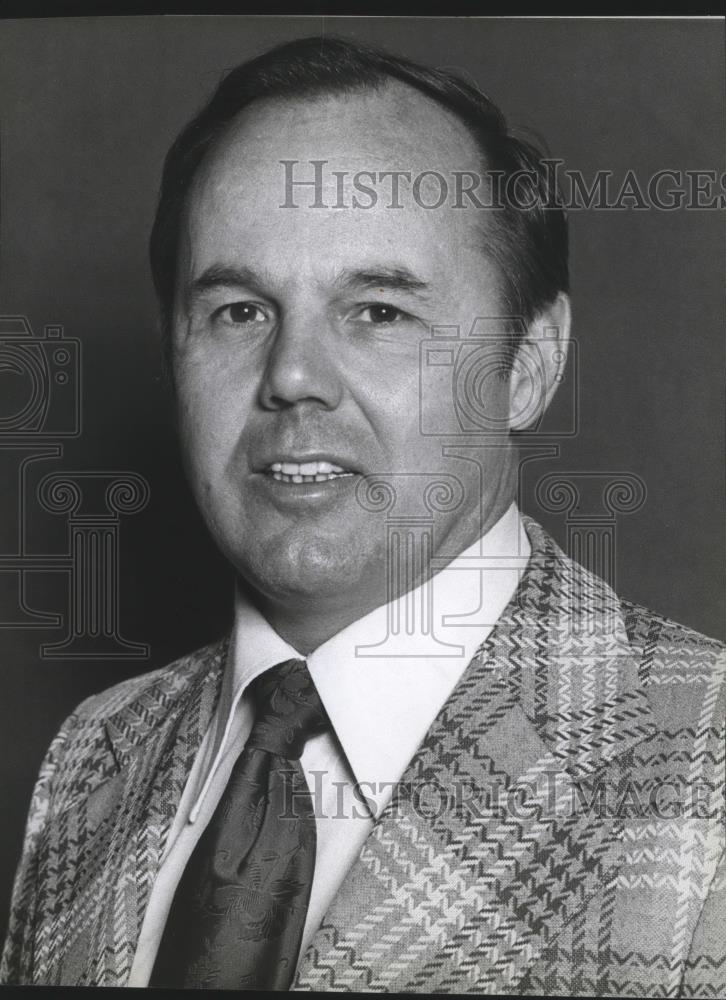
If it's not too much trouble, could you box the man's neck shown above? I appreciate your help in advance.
[249,598,365,657]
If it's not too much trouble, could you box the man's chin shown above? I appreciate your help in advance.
[237,530,384,608]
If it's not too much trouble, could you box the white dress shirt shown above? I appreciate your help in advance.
[128,502,530,986]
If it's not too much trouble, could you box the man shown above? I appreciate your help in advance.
[1,35,724,995]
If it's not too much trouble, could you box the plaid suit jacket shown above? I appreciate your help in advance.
[1,517,724,995]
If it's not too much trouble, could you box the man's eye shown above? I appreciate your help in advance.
[358,304,405,325]
[218,302,267,324]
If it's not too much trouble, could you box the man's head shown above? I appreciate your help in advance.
[149,37,571,648]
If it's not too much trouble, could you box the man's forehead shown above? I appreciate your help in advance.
[194,80,483,192]
[179,81,494,295]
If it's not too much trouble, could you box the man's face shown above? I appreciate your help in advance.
[172,83,519,621]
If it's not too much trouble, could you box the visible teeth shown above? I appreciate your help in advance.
[269,470,355,484]
[269,460,347,476]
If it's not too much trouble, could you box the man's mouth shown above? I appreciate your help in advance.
[266,460,356,484]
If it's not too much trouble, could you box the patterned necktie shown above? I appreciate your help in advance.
[149,658,329,990]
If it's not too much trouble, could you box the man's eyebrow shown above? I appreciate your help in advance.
[187,265,267,299]
[334,266,431,297]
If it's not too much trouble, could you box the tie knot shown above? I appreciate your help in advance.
[246,658,328,759]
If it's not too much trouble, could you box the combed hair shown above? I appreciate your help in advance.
[149,35,568,360]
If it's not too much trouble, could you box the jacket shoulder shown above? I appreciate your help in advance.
[71,637,228,728]
[620,598,725,750]
[621,598,725,671]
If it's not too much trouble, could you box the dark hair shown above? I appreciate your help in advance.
[149,35,568,362]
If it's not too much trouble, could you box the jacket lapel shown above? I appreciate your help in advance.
[49,639,227,987]
[294,518,657,992]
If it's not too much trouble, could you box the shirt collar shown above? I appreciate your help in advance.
[215,502,529,810]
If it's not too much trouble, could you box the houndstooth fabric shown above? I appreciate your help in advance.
[1,516,724,995]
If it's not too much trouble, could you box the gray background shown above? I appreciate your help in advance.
[0,16,724,947]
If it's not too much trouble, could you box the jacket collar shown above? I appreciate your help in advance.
[88,640,228,985]
[103,639,227,773]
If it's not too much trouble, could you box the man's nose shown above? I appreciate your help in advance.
[258,313,344,411]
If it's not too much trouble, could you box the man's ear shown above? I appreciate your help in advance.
[508,292,572,432]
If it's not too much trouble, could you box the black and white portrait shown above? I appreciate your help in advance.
[0,15,723,995]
